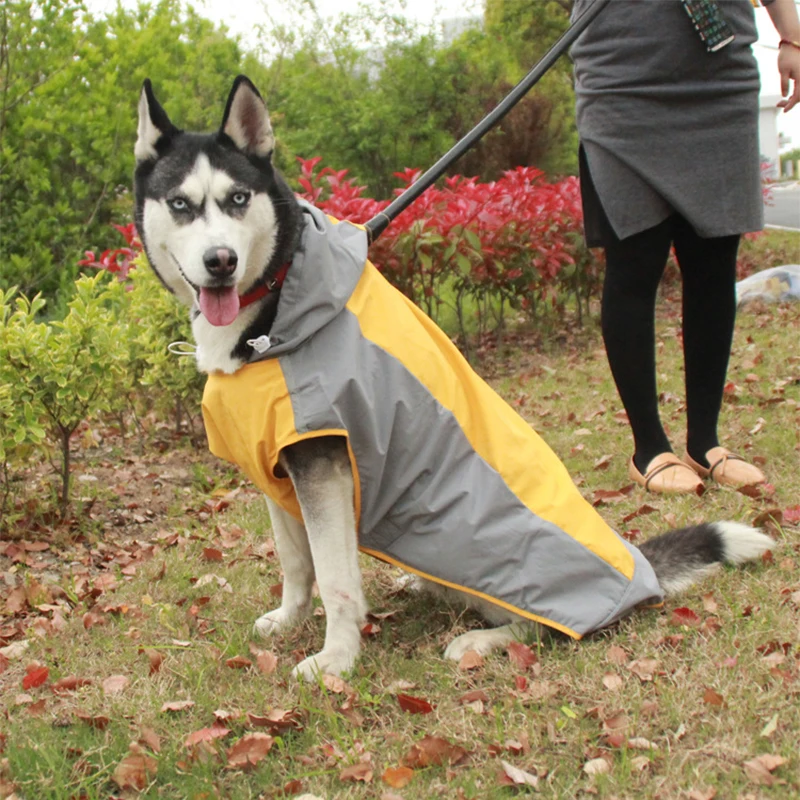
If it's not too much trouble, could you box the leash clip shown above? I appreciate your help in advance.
[168,341,197,357]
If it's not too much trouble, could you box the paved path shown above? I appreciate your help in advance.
[765,183,800,230]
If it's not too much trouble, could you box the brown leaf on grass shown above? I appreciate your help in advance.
[606,645,630,665]
[161,700,195,713]
[138,726,161,754]
[5,588,27,614]
[507,642,538,671]
[498,759,539,788]
[202,547,224,562]
[102,675,129,695]
[458,690,490,705]
[82,611,106,630]
[602,713,629,732]
[339,762,373,783]
[628,658,660,682]
[225,655,252,670]
[686,789,717,800]
[592,489,627,507]
[112,749,157,791]
[382,766,414,788]
[251,649,278,676]
[702,593,718,614]
[247,708,305,734]
[458,650,484,671]
[226,733,274,771]
[743,754,786,785]
[403,735,468,768]
[622,504,658,524]
[593,454,613,471]
[583,757,611,775]
[75,711,110,730]
[51,676,92,694]
[670,606,701,627]
[27,698,46,716]
[184,725,231,748]
[396,693,434,714]
[702,687,725,707]
[602,673,623,691]
[322,674,351,694]
[360,622,381,636]
[141,648,164,675]
[22,664,48,690]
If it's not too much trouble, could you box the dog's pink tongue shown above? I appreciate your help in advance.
[198,286,240,327]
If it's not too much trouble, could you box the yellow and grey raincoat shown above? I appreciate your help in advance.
[202,201,662,638]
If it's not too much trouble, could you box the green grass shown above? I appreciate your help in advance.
[1,292,799,798]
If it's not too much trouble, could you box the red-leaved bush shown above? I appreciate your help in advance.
[296,158,602,348]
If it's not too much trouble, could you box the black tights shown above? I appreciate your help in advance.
[601,214,739,474]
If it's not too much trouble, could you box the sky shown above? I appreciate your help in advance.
[84,0,800,154]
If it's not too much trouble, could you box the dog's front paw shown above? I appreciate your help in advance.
[253,605,306,638]
[291,648,358,682]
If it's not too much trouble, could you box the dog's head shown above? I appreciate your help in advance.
[134,76,290,327]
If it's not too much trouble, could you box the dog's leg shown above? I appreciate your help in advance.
[280,437,367,681]
[254,497,315,637]
[444,621,536,661]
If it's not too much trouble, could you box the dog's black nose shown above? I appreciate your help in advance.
[203,247,238,277]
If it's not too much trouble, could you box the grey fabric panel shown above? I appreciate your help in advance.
[570,0,763,240]
[255,200,368,359]
[282,308,663,636]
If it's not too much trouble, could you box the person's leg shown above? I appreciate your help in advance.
[601,217,674,474]
[671,216,738,468]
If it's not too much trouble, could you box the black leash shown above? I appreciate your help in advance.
[364,0,611,244]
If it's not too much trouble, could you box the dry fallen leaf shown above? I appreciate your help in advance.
[702,687,725,707]
[339,762,373,783]
[507,641,538,671]
[498,759,539,788]
[583,757,611,776]
[458,650,484,672]
[21,664,48,690]
[226,733,274,771]
[102,674,129,696]
[161,699,195,713]
[743,754,786,785]
[403,735,468,768]
[396,693,434,714]
[628,658,660,682]
[112,748,157,791]
[184,725,231,748]
[382,765,414,789]
[602,673,623,692]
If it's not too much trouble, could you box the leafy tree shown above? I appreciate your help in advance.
[0,0,264,305]
[1,274,128,518]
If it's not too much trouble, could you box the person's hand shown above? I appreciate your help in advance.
[777,42,800,113]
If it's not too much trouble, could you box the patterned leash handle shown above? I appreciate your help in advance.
[680,0,736,52]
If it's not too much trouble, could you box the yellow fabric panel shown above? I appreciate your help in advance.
[346,262,635,580]
[202,361,362,525]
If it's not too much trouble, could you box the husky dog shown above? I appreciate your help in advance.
[134,76,773,681]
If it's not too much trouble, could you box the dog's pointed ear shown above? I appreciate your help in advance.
[135,80,176,162]
[220,75,274,158]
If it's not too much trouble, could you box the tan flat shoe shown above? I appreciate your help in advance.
[683,447,765,488]
[629,453,704,494]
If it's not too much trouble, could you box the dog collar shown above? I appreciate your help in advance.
[239,262,290,310]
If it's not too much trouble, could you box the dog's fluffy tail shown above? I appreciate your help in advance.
[639,521,773,597]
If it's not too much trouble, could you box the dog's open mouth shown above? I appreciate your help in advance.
[198,285,240,327]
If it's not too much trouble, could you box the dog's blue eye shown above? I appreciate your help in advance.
[169,198,188,211]
[231,192,249,206]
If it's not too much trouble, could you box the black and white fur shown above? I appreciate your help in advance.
[134,76,774,681]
